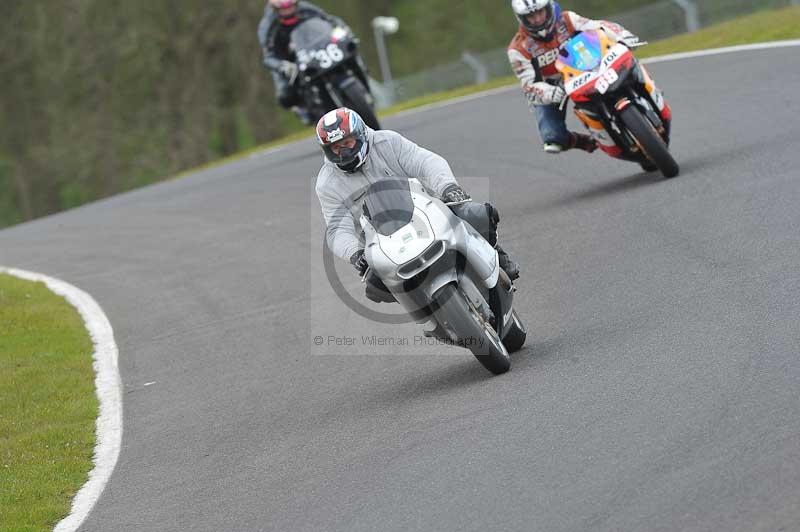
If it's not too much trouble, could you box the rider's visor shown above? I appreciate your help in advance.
[322,133,364,166]
[525,8,549,26]
[329,136,357,156]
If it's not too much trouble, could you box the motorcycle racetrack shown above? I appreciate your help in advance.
[1,45,799,531]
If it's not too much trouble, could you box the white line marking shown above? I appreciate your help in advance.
[641,39,800,65]
[0,267,123,532]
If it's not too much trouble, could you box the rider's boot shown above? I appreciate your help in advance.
[569,132,598,153]
[542,142,565,154]
[543,132,597,154]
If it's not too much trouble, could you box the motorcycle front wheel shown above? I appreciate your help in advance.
[619,105,679,178]
[432,284,510,375]
[502,308,527,354]
[341,79,381,130]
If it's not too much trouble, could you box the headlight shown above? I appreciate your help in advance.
[397,241,445,279]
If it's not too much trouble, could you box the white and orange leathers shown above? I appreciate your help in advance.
[508,11,636,107]
[508,10,672,156]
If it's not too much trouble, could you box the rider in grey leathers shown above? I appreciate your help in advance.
[314,107,520,303]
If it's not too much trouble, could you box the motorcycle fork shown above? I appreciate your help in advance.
[596,98,633,151]
[627,86,671,143]
[351,56,371,90]
[488,270,515,336]
[324,78,344,108]
[592,97,648,162]
[304,85,326,117]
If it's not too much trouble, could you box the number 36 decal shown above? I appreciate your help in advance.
[595,68,619,94]
[298,44,345,69]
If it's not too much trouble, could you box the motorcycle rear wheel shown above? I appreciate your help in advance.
[620,105,679,178]
[433,284,511,375]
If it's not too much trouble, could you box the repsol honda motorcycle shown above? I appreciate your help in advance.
[360,179,527,375]
[289,18,381,129]
[556,29,679,177]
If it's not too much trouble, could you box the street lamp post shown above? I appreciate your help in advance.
[371,16,400,105]
[670,0,700,32]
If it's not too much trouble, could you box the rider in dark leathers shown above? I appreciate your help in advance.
[257,0,349,124]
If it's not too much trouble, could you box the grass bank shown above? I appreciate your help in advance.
[641,5,800,57]
[0,273,97,531]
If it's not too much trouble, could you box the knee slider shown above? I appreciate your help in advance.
[485,203,500,227]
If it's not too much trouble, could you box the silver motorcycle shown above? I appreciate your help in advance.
[360,179,527,375]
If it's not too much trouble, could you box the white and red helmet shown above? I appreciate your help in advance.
[511,0,562,40]
[316,108,370,173]
[269,0,299,25]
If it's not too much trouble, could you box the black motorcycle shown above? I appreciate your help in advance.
[289,18,381,129]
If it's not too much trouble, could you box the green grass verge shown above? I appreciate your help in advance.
[640,5,800,57]
[177,6,800,174]
[0,274,97,532]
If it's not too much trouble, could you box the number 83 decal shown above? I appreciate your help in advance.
[595,68,619,94]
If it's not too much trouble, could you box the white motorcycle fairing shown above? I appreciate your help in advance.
[361,179,500,322]
[356,178,526,374]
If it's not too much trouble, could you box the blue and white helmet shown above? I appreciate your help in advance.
[316,108,370,173]
[511,0,561,40]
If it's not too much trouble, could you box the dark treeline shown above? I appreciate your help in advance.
[0,0,645,227]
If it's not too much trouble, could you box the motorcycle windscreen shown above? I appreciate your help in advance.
[290,18,335,56]
[559,31,603,72]
[363,179,415,237]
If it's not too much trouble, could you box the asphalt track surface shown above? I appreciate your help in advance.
[2,47,799,532]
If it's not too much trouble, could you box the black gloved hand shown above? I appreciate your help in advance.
[349,249,369,276]
[441,184,471,204]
